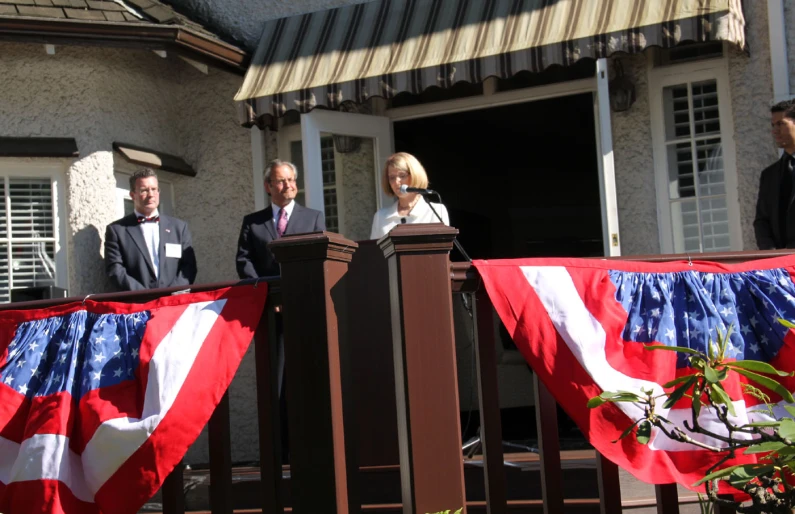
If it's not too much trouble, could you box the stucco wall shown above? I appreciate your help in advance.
[340,139,378,241]
[0,41,256,464]
[729,0,777,251]
[611,53,660,256]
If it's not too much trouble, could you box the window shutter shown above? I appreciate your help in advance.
[0,177,57,302]
[662,80,731,253]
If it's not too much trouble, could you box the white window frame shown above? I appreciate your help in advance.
[277,123,346,235]
[0,160,69,300]
[648,55,742,254]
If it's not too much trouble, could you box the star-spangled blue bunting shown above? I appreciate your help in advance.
[609,268,795,367]
[0,310,150,400]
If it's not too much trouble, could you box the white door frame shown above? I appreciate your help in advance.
[300,110,395,212]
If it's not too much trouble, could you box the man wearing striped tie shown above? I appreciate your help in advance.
[235,159,325,279]
[104,168,197,291]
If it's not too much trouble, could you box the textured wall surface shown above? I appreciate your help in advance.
[340,139,377,241]
[0,41,256,464]
[170,0,373,52]
[730,1,777,251]
[611,53,660,256]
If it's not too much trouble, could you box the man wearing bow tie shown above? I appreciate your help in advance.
[104,168,197,291]
[236,160,325,279]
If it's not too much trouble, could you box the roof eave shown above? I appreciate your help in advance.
[0,16,249,74]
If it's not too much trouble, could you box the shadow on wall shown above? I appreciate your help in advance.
[72,224,113,295]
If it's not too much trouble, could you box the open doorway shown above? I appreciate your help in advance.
[394,93,605,449]
[393,93,604,260]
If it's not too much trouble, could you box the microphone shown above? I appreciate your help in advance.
[399,184,436,195]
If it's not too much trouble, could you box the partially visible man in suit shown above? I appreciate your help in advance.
[754,100,795,249]
[236,159,325,278]
[105,168,197,291]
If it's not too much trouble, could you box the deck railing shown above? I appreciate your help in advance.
[5,226,792,513]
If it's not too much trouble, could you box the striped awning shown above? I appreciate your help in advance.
[236,0,745,126]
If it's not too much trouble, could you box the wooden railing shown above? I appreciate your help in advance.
[5,226,791,513]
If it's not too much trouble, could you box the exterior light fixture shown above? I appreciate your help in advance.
[609,60,636,113]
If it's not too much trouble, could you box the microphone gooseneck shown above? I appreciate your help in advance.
[399,184,436,195]
[396,184,471,262]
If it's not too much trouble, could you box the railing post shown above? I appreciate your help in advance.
[654,484,679,514]
[208,392,232,514]
[380,224,467,514]
[473,288,507,514]
[253,298,283,513]
[270,232,358,514]
[161,461,184,514]
[595,453,622,514]
[533,375,564,514]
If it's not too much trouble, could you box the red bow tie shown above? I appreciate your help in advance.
[137,215,160,224]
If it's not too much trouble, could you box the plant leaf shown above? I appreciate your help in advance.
[704,365,719,384]
[663,376,698,409]
[612,419,642,443]
[694,464,744,486]
[636,420,652,445]
[725,360,793,377]
[728,464,775,489]
[709,384,736,417]
[692,385,702,418]
[778,318,795,329]
[645,345,703,356]
[778,419,795,440]
[740,421,781,428]
[785,405,795,419]
[663,374,699,389]
[744,441,787,454]
[731,368,795,403]
[587,396,607,408]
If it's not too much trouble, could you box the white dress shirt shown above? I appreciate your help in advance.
[370,196,450,239]
[135,209,160,278]
[271,200,296,230]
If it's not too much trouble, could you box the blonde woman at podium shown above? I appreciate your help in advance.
[370,152,450,240]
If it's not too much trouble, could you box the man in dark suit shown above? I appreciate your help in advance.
[755,100,795,249]
[236,159,324,463]
[236,159,325,278]
[105,168,197,291]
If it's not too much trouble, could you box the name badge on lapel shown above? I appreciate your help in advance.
[165,243,182,259]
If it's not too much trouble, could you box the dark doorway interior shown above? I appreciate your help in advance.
[394,93,604,260]
[395,93,604,449]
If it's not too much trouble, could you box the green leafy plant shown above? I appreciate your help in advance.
[589,323,795,513]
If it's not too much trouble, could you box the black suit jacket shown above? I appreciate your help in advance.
[236,203,325,278]
[104,214,197,291]
[754,154,795,249]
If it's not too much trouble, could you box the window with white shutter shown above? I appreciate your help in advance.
[649,58,741,254]
[0,173,62,303]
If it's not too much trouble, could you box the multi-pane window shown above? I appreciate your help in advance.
[662,80,730,253]
[0,177,57,302]
[290,137,340,233]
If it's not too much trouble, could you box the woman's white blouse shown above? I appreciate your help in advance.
[370,196,450,239]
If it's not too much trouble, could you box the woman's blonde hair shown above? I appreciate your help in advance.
[382,152,429,196]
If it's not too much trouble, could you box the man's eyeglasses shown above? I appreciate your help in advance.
[136,188,160,195]
[270,178,297,186]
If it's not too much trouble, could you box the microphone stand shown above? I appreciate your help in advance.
[422,193,537,466]
[422,192,471,262]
